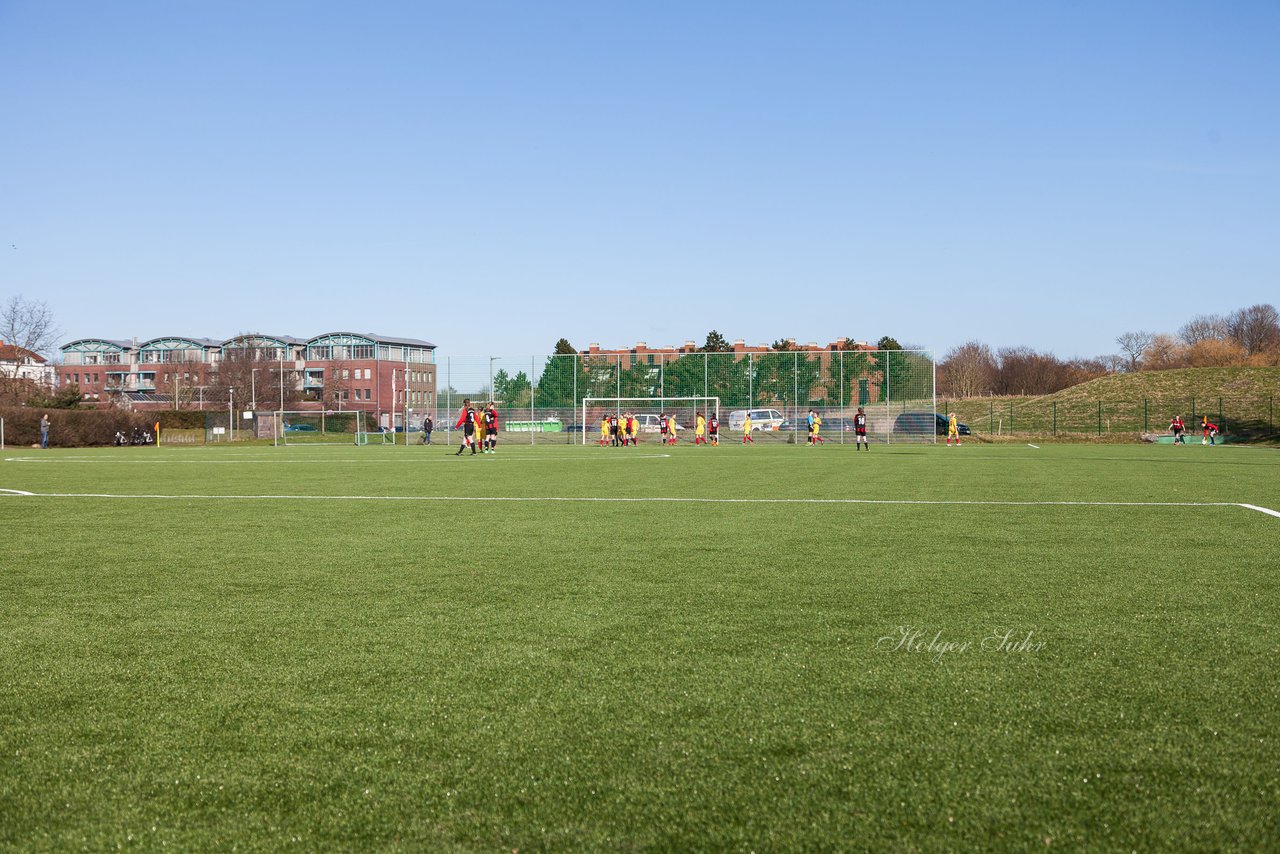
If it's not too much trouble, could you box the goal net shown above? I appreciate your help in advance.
[581,396,720,445]
[275,411,365,446]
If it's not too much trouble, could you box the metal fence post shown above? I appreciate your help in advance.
[989,401,993,435]
[1143,398,1148,433]
[1053,401,1057,436]
[1009,400,1014,435]
[838,351,844,445]
[1190,396,1196,425]
[793,351,799,444]
[1097,400,1102,435]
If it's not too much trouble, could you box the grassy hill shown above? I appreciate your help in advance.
[942,367,1280,439]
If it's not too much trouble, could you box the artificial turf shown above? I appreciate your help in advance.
[1,441,1277,851]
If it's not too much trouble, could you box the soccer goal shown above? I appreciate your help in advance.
[354,427,396,446]
[275,411,365,446]
[580,396,720,445]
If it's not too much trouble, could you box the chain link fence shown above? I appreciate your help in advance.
[945,395,1278,440]
[413,351,936,445]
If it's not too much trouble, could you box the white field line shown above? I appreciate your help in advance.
[0,489,1275,516]
[1027,443,1040,449]
[2,454,672,464]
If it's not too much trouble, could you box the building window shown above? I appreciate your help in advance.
[351,345,374,359]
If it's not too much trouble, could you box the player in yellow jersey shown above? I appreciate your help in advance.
[946,412,961,446]
[742,412,754,443]
[599,414,609,447]
[694,412,706,445]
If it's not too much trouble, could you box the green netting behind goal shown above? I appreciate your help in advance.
[279,411,364,445]
[433,350,935,445]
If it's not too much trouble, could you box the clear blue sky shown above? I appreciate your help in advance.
[2,1,1277,359]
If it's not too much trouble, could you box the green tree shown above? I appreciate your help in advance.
[26,382,84,409]
[553,338,577,355]
[877,336,902,351]
[771,338,796,351]
[493,370,532,407]
[700,330,732,352]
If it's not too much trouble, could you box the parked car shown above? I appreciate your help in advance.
[633,413,686,432]
[727,408,787,432]
[892,412,971,437]
[283,422,318,432]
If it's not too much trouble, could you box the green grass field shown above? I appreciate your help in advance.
[2,440,1278,851]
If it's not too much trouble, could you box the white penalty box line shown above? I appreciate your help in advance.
[0,489,1276,518]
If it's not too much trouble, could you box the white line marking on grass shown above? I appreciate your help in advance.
[1,454,672,464]
[1,490,1276,516]
[1027,444,1040,449]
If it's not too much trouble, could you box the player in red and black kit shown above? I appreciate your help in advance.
[658,413,668,444]
[454,398,477,456]
[708,414,719,446]
[854,406,869,451]
[1202,416,1219,445]
[483,402,499,454]
[608,413,621,447]
[1169,415,1185,445]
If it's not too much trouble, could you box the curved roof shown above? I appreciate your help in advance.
[307,332,435,348]
[137,336,221,350]
[222,333,305,347]
[60,338,134,351]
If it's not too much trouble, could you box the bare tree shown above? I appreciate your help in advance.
[1178,313,1227,345]
[1099,353,1127,374]
[939,341,995,398]
[1142,334,1186,371]
[1115,331,1154,371]
[1226,304,1280,356]
[0,295,59,364]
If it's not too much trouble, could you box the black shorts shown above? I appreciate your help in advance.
[856,428,867,437]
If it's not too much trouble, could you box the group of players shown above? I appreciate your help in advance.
[452,398,500,455]
[597,412,725,446]
[450,400,887,452]
[1168,414,1220,445]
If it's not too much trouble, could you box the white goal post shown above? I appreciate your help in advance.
[580,396,720,445]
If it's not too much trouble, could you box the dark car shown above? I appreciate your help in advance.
[283,422,318,432]
[893,412,971,437]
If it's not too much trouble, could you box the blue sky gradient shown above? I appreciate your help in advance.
[1,1,1276,357]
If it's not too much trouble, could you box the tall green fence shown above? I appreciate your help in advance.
[941,396,1277,439]
[423,350,936,445]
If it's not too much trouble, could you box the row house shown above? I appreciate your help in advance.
[0,339,57,388]
[59,332,436,420]
[581,338,876,367]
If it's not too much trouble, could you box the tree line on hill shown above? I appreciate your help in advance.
[937,303,1280,398]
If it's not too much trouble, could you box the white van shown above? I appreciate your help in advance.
[727,408,787,432]
[633,414,684,433]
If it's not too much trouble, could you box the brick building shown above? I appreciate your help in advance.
[59,332,436,423]
[581,338,875,366]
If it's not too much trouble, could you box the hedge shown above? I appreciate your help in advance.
[0,407,161,448]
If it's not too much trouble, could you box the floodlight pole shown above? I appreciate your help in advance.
[251,368,260,412]
[229,387,235,443]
